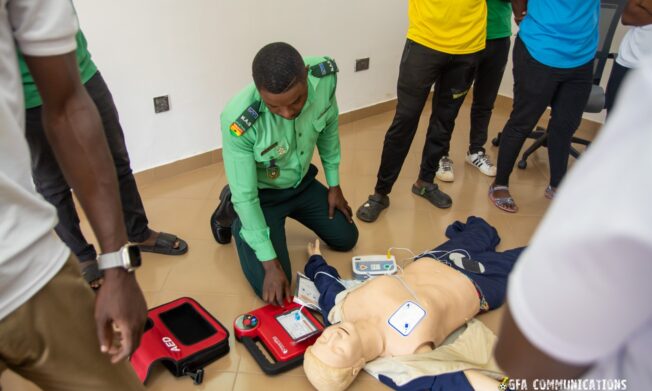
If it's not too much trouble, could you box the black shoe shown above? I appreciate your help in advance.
[356,193,390,223]
[411,183,452,209]
[210,185,236,244]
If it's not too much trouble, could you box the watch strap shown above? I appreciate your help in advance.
[97,250,124,270]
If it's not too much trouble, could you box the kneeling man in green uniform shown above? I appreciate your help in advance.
[213,42,358,306]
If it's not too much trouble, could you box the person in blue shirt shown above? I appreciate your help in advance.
[489,0,599,213]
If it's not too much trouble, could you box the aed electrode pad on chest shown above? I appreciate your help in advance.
[388,301,426,337]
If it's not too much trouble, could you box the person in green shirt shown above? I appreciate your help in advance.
[19,30,188,288]
[212,42,358,306]
[464,0,512,176]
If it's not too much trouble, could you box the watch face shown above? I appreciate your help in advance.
[127,245,142,268]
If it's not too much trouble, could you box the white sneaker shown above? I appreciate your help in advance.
[436,156,454,182]
[466,151,497,177]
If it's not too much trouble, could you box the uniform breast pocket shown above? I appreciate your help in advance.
[254,139,290,166]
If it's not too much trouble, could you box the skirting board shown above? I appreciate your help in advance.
[134,93,602,187]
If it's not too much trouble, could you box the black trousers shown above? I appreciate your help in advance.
[605,61,631,114]
[24,72,149,263]
[374,39,479,195]
[495,37,593,188]
[469,37,511,154]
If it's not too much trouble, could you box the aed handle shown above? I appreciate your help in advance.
[240,336,303,375]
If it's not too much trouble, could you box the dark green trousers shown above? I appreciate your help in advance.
[233,165,358,297]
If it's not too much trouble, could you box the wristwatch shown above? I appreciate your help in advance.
[97,243,142,272]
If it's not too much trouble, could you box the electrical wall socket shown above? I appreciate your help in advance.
[355,58,370,72]
[153,95,170,113]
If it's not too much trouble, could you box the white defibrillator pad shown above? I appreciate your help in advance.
[387,301,426,336]
[294,273,321,310]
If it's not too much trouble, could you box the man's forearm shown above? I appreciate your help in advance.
[512,0,527,23]
[44,91,127,252]
[623,0,652,25]
[25,53,128,253]
[639,0,652,14]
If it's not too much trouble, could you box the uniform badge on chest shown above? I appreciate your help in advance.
[267,159,280,180]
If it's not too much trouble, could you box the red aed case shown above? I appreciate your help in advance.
[130,297,229,385]
[234,300,324,375]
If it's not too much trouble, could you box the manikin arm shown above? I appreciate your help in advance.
[305,240,346,323]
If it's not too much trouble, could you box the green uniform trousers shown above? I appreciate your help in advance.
[233,165,358,297]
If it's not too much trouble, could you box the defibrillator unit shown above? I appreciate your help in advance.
[234,300,324,375]
[130,297,230,385]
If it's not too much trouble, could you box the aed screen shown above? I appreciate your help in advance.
[276,309,319,341]
[159,303,217,346]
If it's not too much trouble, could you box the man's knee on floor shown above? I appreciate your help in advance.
[325,224,359,252]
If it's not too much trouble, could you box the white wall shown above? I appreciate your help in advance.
[75,1,629,172]
[74,0,408,172]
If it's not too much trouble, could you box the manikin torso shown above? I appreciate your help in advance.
[339,259,480,357]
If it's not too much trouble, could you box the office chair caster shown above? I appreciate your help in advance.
[517,160,527,169]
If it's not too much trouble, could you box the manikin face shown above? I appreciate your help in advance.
[310,322,364,368]
[259,78,309,120]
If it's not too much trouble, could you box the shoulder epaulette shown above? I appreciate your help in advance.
[230,101,260,137]
[310,58,338,78]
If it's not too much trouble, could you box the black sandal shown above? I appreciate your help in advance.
[356,194,390,223]
[80,259,103,290]
[139,232,189,255]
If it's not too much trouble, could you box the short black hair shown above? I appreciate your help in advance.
[252,42,305,94]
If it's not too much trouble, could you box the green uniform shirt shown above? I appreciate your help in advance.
[221,56,340,263]
[487,0,512,40]
[19,30,98,109]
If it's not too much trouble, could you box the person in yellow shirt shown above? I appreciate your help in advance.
[356,0,486,222]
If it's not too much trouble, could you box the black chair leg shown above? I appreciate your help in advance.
[492,132,502,147]
[519,133,548,169]
[570,146,581,159]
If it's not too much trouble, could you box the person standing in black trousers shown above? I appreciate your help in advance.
[489,0,599,213]
[19,30,188,287]
[356,0,487,223]
[465,0,513,179]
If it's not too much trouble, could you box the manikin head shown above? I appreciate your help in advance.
[303,322,367,391]
[252,42,309,120]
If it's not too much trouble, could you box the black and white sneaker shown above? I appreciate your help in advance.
[465,151,496,177]
[435,156,454,182]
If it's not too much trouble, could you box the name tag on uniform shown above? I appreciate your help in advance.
[387,301,426,337]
